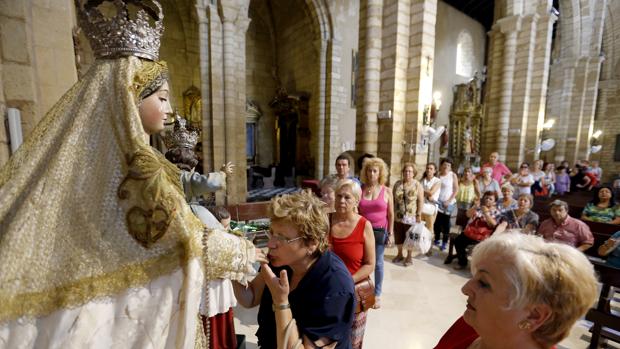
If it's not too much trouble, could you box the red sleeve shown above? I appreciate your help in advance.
[434,317,479,349]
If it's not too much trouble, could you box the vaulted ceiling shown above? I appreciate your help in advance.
[441,0,495,31]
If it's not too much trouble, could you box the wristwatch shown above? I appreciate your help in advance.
[272,303,291,312]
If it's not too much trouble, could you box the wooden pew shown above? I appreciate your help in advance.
[587,260,620,348]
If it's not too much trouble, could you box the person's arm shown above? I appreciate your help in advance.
[445,172,459,205]
[416,183,424,222]
[599,236,620,256]
[352,221,376,283]
[493,180,502,199]
[480,206,497,227]
[581,204,592,221]
[232,248,268,308]
[386,186,395,245]
[577,175,591,188]
[510,174,519,186]
[577,243,594,252]
[261,265,338,349]
[428,181,440,199]
[523,211,539,234]
[577,223,595,252]
[502,163,512,180]
[466,204,478,218]
[233,273,265,308]
[473,179,481,199]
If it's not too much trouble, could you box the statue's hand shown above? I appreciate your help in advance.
[221,162,234,175]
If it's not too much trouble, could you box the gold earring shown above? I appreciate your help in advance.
[518,321,532,330]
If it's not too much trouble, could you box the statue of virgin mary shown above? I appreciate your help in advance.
[0,1,255,348]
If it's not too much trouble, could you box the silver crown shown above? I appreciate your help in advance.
[164,117,199,150]
[75,0,164,61]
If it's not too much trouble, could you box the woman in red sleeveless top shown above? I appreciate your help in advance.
[330,179,375,349]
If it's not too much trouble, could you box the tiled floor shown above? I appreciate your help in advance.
[234,246,595,349]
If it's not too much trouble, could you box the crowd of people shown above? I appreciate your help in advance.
[263,151,617,348]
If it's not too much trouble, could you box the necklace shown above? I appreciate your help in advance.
[365,185,377,196]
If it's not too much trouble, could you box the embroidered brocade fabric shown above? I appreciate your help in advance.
[0,57,253,324]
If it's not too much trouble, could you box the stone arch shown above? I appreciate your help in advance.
[245,0,337,177]
[456,30,474,77]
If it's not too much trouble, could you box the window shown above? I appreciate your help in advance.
[456,31,474,78]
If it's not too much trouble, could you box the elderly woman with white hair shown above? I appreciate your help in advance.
[435,233,598,349]
[330,179,376,348]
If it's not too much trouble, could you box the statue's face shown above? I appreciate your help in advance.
[139,81,172,135]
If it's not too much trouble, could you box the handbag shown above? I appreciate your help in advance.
[463,216,494,241]
[354,277,376,313]
[422,202,437,216]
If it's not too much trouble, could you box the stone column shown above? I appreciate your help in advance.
[355,0,382,155]
[495,15,521,165]
[321,38,344,178]
[575,56,604,159]
[506,14,536,166]
[195,1,213,174]
[219,1,250,204]
[377,0,410,178]
[481,30,503,160]
[403,0,437,173]
[523,11,556,163]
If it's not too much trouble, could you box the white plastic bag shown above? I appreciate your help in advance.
[403,223,433,256]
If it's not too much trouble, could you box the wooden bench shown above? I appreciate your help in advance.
[587,260,620,348]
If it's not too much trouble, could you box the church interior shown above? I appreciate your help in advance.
[1,0,620,348]
[0,0,619,203]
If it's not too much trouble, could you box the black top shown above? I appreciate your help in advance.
[256,251,355,349]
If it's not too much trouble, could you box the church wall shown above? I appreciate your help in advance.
[329,0,360,157]
[246,10,277,167]
[0,0,77,167]
[431,1,486,162]
[31,0,77,124]
[274,3,317,108]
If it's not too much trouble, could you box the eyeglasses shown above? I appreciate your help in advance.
[266,231,304,245]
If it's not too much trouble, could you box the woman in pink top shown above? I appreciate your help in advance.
[358,157,394,308]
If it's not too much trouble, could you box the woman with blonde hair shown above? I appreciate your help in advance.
[435,233,598,349]
[392,162,424,266]
[358,157,394,308]
[234,191,356,349]
[330,179,376,348]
